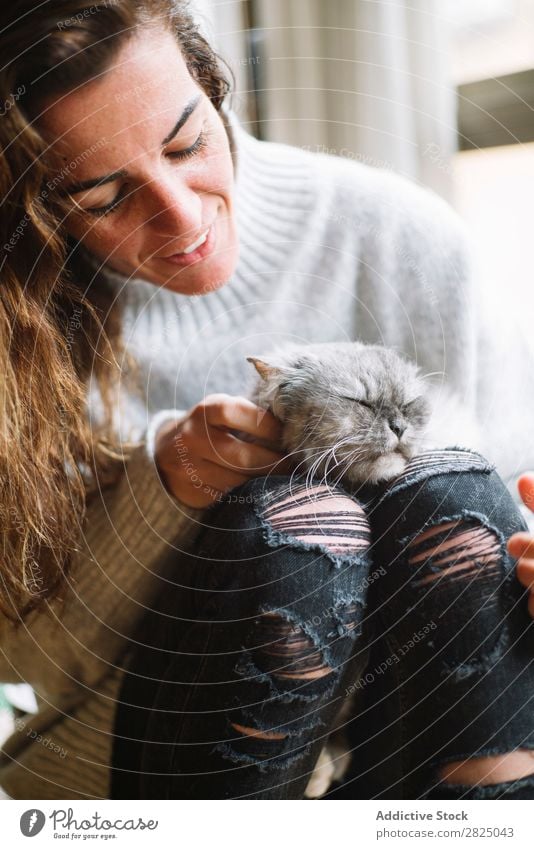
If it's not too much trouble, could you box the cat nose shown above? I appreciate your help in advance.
[389,419,406,440]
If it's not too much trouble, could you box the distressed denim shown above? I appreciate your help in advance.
[331,449,534,799]
[110,448,534,800]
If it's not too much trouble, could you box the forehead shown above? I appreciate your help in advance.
[37,27,198,165]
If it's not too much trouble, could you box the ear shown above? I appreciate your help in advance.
[246,356,285,382]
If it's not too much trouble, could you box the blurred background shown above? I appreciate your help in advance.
[194,0,534,349]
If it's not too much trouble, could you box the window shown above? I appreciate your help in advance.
[448,0,534,343]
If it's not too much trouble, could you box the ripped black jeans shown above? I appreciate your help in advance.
[110,448,534,799]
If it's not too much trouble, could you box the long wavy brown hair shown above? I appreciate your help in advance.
[0,0,231,622]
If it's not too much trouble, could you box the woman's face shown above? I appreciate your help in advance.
[38,26,238,294]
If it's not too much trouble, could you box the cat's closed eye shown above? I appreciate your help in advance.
[401,397,429,418]
[339,394,374,410]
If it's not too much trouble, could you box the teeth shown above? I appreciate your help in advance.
[181,229,209,255]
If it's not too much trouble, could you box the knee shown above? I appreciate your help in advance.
[380,447,525,555]
[202,475,372,616]
[368,449,524,618]
[383,447,496,506]
[408,517,502,587]
[400,450,521,585]
[203,477,371,676]
[248,474,371,557]
[437,750,534,790]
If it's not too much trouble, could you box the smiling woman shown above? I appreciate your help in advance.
[0,0,251,799]
[37,26,238,292]
[0,0,234,621]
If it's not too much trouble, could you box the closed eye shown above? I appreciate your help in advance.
[85,186,129,218]
[165,128,208,161]
[339,395,374,410]
[402,397,427,414]
[86,129,209,218]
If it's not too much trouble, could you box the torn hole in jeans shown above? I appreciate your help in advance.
[409,519,501,587]
[212,611,341,768]
[255,612,334,681]
[256,481,371,566]
[402,515,509,679]
[438,748,534,787]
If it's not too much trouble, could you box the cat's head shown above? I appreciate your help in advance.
[247,342,431,485]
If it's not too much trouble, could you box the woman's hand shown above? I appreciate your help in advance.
[154,393,292,508]
[507,474,534,617]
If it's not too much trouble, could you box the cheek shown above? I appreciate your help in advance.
[340,411,372,439]
[405,421,422,440]
[372,418,390,440]
[341,414,355,432]
[74,218,144,266]
[105,222,142,250]
[206,120,235,189]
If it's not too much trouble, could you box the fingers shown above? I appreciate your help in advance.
[200,394,284,443]
[187,418,288,474]
[171,459,250,508]
[156,393,295,506]
[508,533,534,619]
[517,473,534,512]
[507,534,534,587]
[517,558,534,588]
[507,533,534,559]
[207,426,289,473]
[186,458,249,493]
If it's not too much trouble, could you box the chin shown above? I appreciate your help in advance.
[128,262,227,294]
[150,246,239,295]
[370,453,408,483]
[343,453,407,486]
[159,272,230,295]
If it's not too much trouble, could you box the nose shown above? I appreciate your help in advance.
[389,418,406,440]
[144,173,203,239]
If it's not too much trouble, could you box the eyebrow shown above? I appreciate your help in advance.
[62,94,202,196]
[161,94,201,145]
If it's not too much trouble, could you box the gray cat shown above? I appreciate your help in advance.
[245,340,478,796]
[247,340,477,489]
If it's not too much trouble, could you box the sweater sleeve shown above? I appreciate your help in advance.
[0,416,205,699]
[145,407,189,458]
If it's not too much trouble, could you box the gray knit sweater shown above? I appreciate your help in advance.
[1,111,531,799]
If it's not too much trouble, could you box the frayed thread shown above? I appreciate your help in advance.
[440,621,511,682]
[424,770,534,800]
[256,604,341,670]
[236,705,327,735]
[376,449,494,508]
[211,739,312,773]
[398,510,504,551]
[234,653,339,704]
[252,490,370,570]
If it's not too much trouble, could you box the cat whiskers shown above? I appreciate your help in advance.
[276,435,370,495]
[322,436,366,488]
[306,446,335,490]
[277,444,333,494]
[332,447,369,488]
[420,371,445,381]
[293,439,346,490]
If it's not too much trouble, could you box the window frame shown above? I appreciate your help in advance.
[458,68,534,150]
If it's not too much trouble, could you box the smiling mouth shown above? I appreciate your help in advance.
[159,222,216,267]
[168,228,210,257]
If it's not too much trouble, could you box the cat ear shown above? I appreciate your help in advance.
[246,356,285,381]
